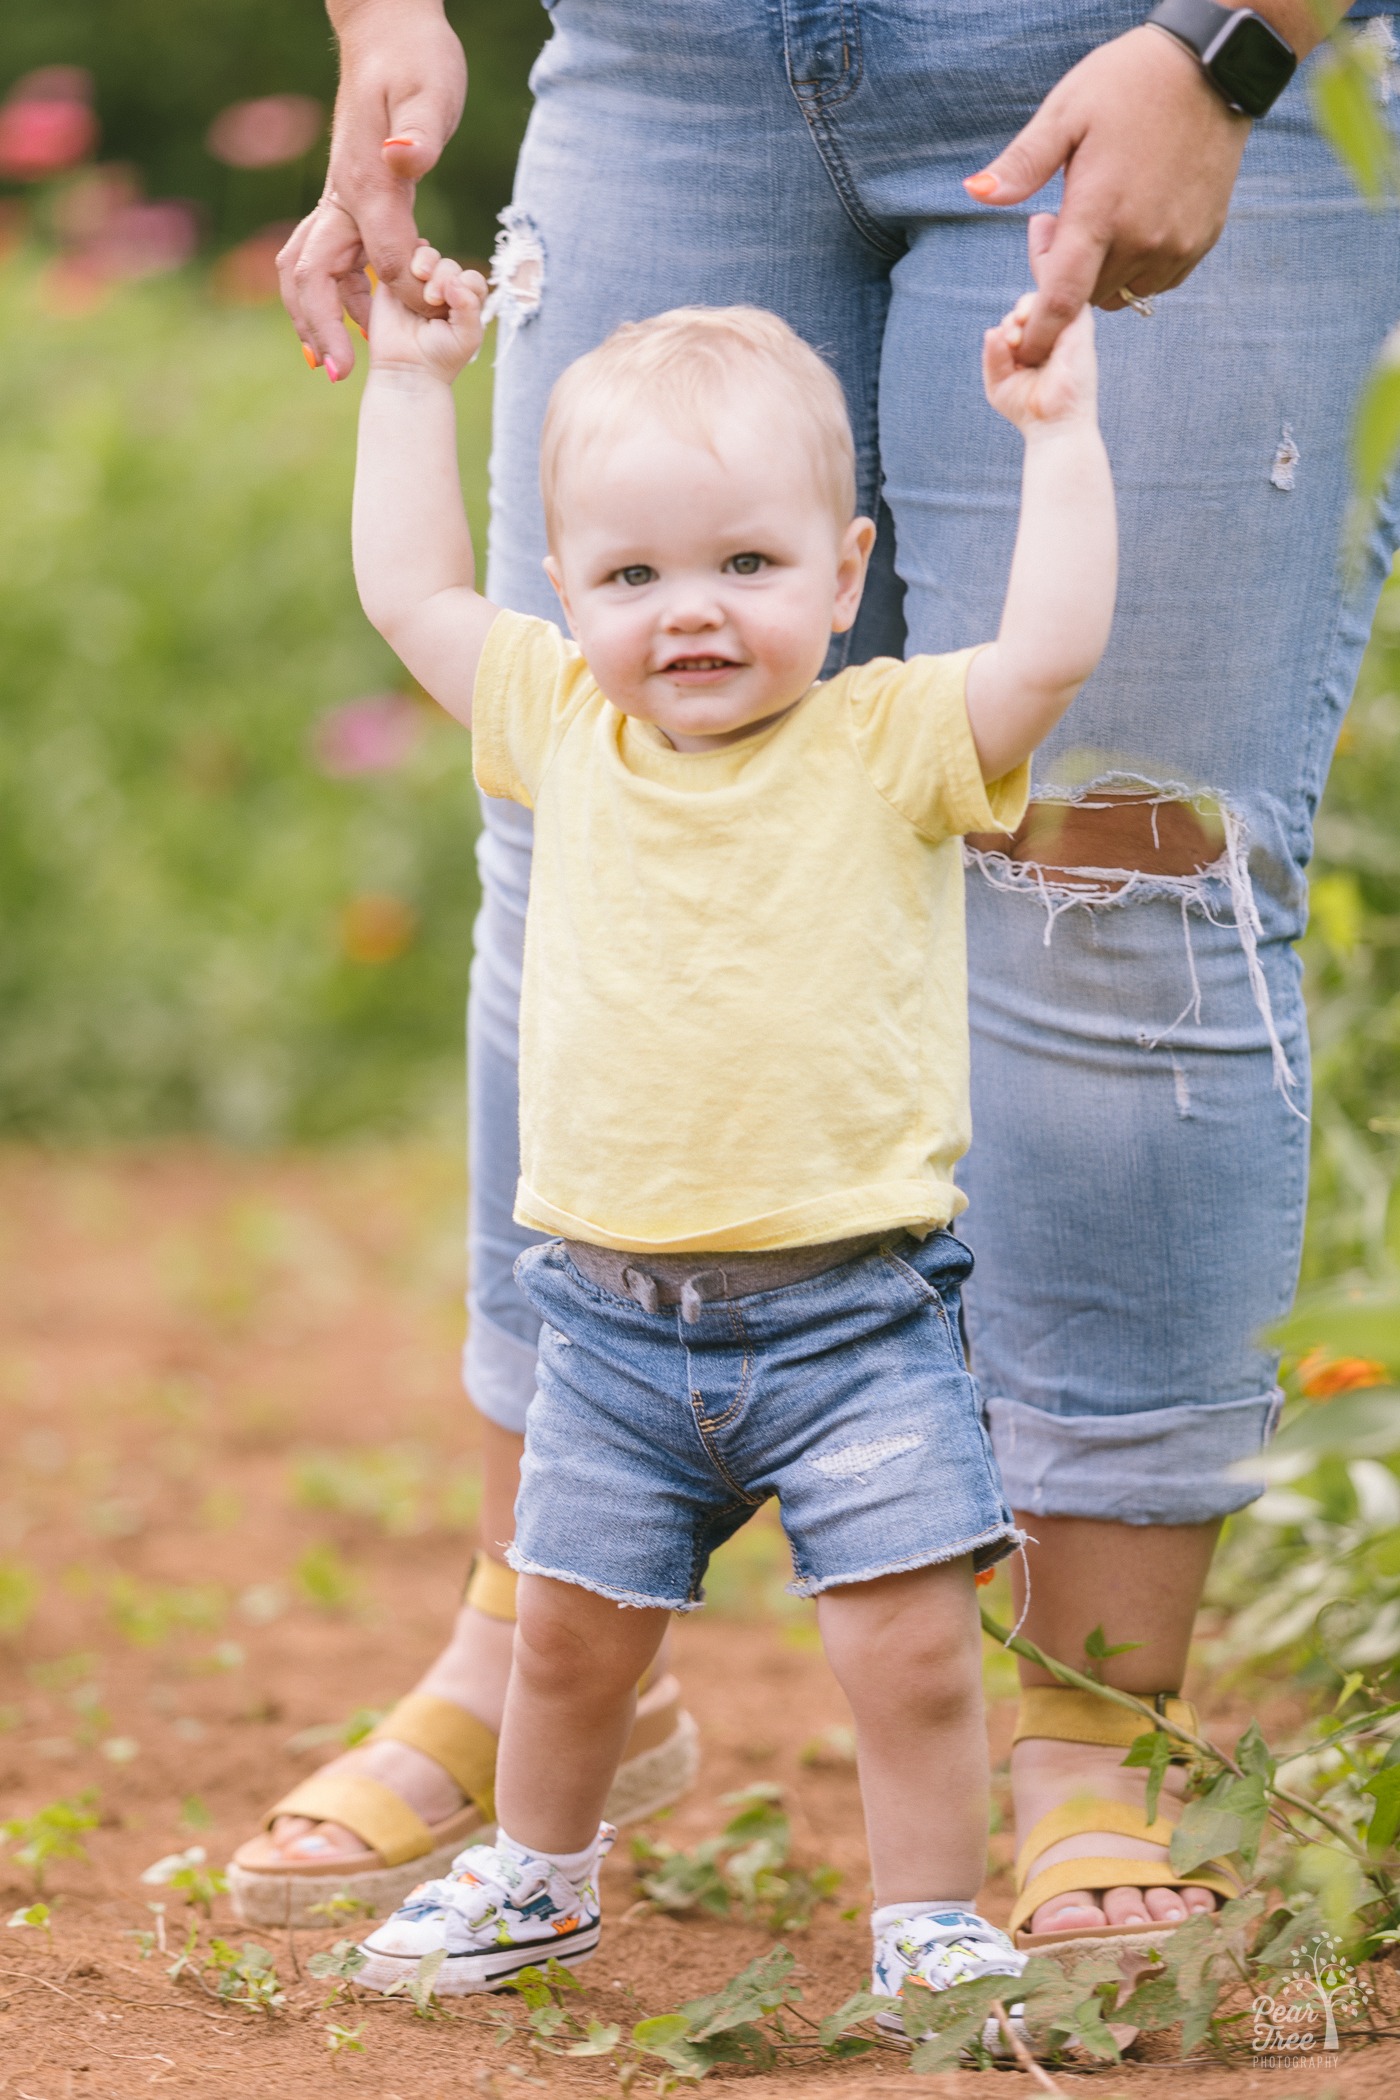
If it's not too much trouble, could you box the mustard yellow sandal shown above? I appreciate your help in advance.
[1009,1688,1239,1958]
[228,1554,699,1927]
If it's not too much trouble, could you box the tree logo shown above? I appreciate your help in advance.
[1252,1933,1375,2060]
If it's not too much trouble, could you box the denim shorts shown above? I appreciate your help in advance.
[506,1231,1020,1611]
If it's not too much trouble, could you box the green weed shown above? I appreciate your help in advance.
[0,1792,99,1888]
[633,1784,840,1933]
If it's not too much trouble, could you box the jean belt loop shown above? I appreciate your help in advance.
[621,1265,660,1314]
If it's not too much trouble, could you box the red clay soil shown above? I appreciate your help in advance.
[0,1146,1395,2099]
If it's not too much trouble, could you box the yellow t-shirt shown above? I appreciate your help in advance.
[472,612,1029,1252]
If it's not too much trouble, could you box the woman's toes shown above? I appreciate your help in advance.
[1032,1892,1107,1934]
[1102,1885,1154,1928]
[1143,1887,1189,1923]
[1182,1887,1218,1916]
[269,1815,368,1863]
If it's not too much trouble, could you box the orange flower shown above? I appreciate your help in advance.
[1296,1348,1389,1400]
[340,893,417,964]
[975,1567,997,1589]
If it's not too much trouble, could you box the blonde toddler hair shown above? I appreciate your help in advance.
[539,305,856,546]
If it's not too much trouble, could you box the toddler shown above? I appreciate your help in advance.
[347,248,1115,2024]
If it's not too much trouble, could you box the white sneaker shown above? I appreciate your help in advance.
[871,1906,1027,2040]
[357,1825,614,1996]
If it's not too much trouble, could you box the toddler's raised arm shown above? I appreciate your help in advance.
[964,223,1117,783]
[352,247,500,727]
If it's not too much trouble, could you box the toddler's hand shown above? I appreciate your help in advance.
[983,292,1097,433]
[367,242,488,383]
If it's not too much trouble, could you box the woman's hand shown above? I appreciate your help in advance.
[964,25,1250,367]
[368,247,488,383]
[279,0,467,382]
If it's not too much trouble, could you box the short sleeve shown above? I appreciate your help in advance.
[846,649,1030,842]
[471,610,601,808]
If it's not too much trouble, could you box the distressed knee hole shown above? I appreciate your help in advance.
[484,206,544,333]
[965,780,1300,1103]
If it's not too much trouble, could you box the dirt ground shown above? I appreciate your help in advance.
[0,1146,1396,2100]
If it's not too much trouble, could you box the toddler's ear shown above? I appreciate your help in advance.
[542,554,578,636]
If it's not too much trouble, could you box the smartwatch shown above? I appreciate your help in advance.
[1146,0,1297,117]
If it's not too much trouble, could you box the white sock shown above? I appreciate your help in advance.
[497,1826,598,1884]
[872,1899,982,1935]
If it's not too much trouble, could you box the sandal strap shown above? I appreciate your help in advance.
[1014,1798,1179,1884]
[1008,1857,1238,1941]
[463,1552,518,1622]
[263,1771,434,1869]
[367,1692,498,1821]
[1013,1686,1198,1756]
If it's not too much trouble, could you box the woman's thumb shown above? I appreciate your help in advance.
[964,105,1072,207]
[380,86,459,181]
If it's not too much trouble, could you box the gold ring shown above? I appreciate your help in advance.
[1118,287,1155,318]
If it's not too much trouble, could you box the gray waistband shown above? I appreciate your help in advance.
[562,1232,896,1320]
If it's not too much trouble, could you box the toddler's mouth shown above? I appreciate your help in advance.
[661,655,741,677]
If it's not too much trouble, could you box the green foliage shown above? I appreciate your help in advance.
[205,1937,286,2011]
[0,1560,41,1638]
[0,2,543,263]
[293,1540,361,1613]
[6,1901,52,1938]
[105,1574,224,1645]
[632,1785,840,1934]
[0,258,491,1141]
[289,1443,480,1536]
[0,1791,98,1888]
[379,1947,445,2018]
[1311,24,1400,204]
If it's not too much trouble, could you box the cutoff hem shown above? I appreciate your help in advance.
[505,1546,701,1614]
[785,1521,1024,1599]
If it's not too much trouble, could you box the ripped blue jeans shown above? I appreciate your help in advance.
[465,0,1400,1525]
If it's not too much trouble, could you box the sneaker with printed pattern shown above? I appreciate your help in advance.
[356,1825,613,1995]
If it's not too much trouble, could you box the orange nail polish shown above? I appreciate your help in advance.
[382,136,414,149]
[964,172,999,201]
[353,320,368,339]
[302,343,318,369]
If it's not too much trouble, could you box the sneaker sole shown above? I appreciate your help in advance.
[357,1920,601,1996]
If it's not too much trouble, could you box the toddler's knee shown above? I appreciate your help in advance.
[514,1578,642,1702]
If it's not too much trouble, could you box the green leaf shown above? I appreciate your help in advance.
[1084,1623,1143,1666]
[1311,38,1400,203]
[562,2020,621,2057]
[1363,1763,1400,1854]
[676,1946,799,2039]
[1352,343,1400,512]
[630,2012,711,2077]
[1123,1729,1174,1824]
[1234,1721,1277,1787]
[816,1989,888,2047]
[1169,1773,1268,1873]
[1179,1976,1222,2057]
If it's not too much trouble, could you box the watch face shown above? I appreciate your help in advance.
[1209,14,1297,118]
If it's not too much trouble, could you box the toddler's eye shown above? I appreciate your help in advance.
[726,552,767,576]
[616,564,656,587]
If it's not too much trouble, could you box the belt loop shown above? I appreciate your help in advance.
[621,1265,660,1314]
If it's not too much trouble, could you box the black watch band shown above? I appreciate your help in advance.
[1147,0,1297,118]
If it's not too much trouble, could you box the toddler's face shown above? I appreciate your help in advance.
[544,402,874,751]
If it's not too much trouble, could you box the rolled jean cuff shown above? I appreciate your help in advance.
[462,1302,539,1435]
[986,1389,1285,1525]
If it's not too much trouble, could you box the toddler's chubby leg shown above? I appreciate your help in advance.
[496,1575,671,1852]
[356,1576,667,1995]
[817,1560,1025,2032]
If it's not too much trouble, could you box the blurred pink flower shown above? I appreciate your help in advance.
[313,696,425,778]
[206,95,323,171]
[0,69,97,180]
[51,164,140,245]
[88,199,199,280]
